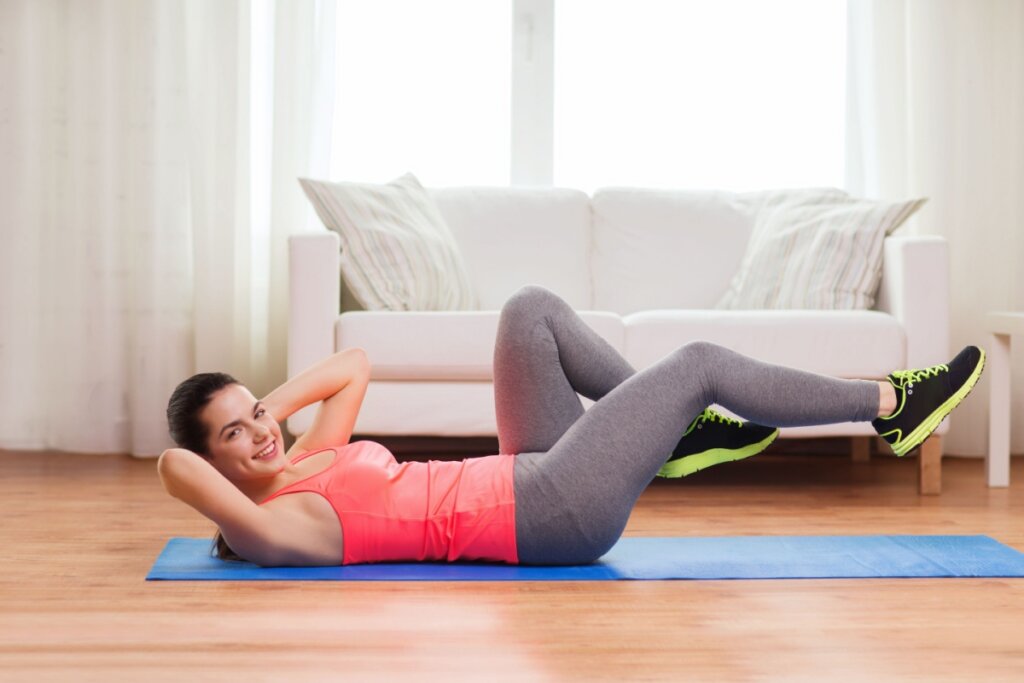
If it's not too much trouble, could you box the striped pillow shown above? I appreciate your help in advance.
[715,188,927,310]
[299,173,478,311]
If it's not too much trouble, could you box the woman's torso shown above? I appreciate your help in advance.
[257,440,519,565]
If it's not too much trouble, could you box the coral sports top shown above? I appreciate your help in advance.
[258,440,519,565]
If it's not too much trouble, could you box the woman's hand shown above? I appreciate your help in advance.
[263,348,372,453]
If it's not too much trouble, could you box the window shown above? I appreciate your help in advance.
[553,0,847,192]
[329,0,846,192]
[330,0,512,186]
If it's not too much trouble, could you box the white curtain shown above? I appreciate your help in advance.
[0,0,335,457]
[846,0,1024,456]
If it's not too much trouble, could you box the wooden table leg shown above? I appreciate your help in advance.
[988,332,1011,487]
[918,435,942,495]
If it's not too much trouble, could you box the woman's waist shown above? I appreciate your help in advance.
[338,453,518,563]
[339,500,517,563]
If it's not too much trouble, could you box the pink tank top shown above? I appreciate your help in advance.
[258,440,519,565]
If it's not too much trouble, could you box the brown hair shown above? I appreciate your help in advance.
[166,371,250,563]
[213,532,246,563]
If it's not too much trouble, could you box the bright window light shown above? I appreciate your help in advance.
[330,0,512,186]
[554,0,847,193]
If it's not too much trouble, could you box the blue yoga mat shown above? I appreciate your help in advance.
[147,534,1024,581]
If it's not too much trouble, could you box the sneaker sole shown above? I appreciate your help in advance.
[889,349,987,457]
[657,428,780,478]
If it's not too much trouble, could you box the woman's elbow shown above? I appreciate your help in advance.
[342,347,370,370]
[336,348,371,384]
[156,448,198,499]
[156,449,181,496]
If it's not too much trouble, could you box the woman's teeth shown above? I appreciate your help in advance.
[254,440,276,460]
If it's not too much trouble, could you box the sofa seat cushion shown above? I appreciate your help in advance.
[623,309,905,380]
[337,310,626,381]
[353,381,501,436]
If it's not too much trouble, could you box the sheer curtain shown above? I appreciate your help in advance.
[846,0,1024,456]
[0,0,335,457]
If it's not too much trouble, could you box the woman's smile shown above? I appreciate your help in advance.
[253,438,278,461]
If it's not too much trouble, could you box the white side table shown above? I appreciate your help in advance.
[987,312,1023,487]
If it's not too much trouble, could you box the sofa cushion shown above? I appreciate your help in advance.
[590,188,754,314]
[622,309,905,380]
[336,310,625,380]
[350,380,503,436]
[299,173,478,311]
[716,188,927,310]
[430,187,592,311]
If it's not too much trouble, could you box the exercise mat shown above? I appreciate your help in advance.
[146,534,1024,581]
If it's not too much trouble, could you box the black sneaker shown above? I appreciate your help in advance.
[871,345,986,457]
[657,408,779,478]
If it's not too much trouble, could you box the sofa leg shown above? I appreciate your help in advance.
[850,436,872,462]
[918,435,942,495]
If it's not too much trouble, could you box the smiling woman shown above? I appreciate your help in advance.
[160,286,983,570]
[160,348,371,563]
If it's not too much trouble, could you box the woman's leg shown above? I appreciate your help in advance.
[514,339,881,565]
[493,285,637,454]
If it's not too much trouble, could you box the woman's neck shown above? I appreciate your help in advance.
[237,462,301,504]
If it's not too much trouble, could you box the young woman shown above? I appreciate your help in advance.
[159,285,986,567]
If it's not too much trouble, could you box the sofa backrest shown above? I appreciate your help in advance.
[590,188,755,314]
[430,187,592,310]
[428,186,756,314]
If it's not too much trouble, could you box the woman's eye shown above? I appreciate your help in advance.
[229,429,239,439]
[256,408,266,417]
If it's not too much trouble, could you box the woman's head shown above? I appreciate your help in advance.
[166,372,286,484]
[166,372,287,563]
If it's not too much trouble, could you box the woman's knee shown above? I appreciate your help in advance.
[505,284,558,308]
[673,340,725,366]
[500,284,564,323]
[667,340,725,403]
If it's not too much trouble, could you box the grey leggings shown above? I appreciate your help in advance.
[496,285,881,565]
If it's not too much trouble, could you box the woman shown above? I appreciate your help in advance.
[159,285,986,567]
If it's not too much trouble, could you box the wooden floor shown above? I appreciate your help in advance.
[2,444,1024,682]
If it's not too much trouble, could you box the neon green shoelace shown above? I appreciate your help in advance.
[701,408,742,428]
[891,363,949,385]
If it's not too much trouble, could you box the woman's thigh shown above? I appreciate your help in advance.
[512,346,714,565]
[514,449,635,565]
[493,285,635,456]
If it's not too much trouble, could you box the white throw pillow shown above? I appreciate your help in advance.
[715,188,927,310]
[299,173,478,311]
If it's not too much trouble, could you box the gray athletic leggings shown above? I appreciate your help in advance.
[496,285,881,565]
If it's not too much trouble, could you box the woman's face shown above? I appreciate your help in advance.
[200,383,286,483]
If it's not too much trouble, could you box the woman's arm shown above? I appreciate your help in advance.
[261,347,371,453]
[157,448,286,566]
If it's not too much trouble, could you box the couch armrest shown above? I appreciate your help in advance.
[287,231,341,436]
[875,234,950,369]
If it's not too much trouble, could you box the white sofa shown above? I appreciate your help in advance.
[288,186,951,493]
